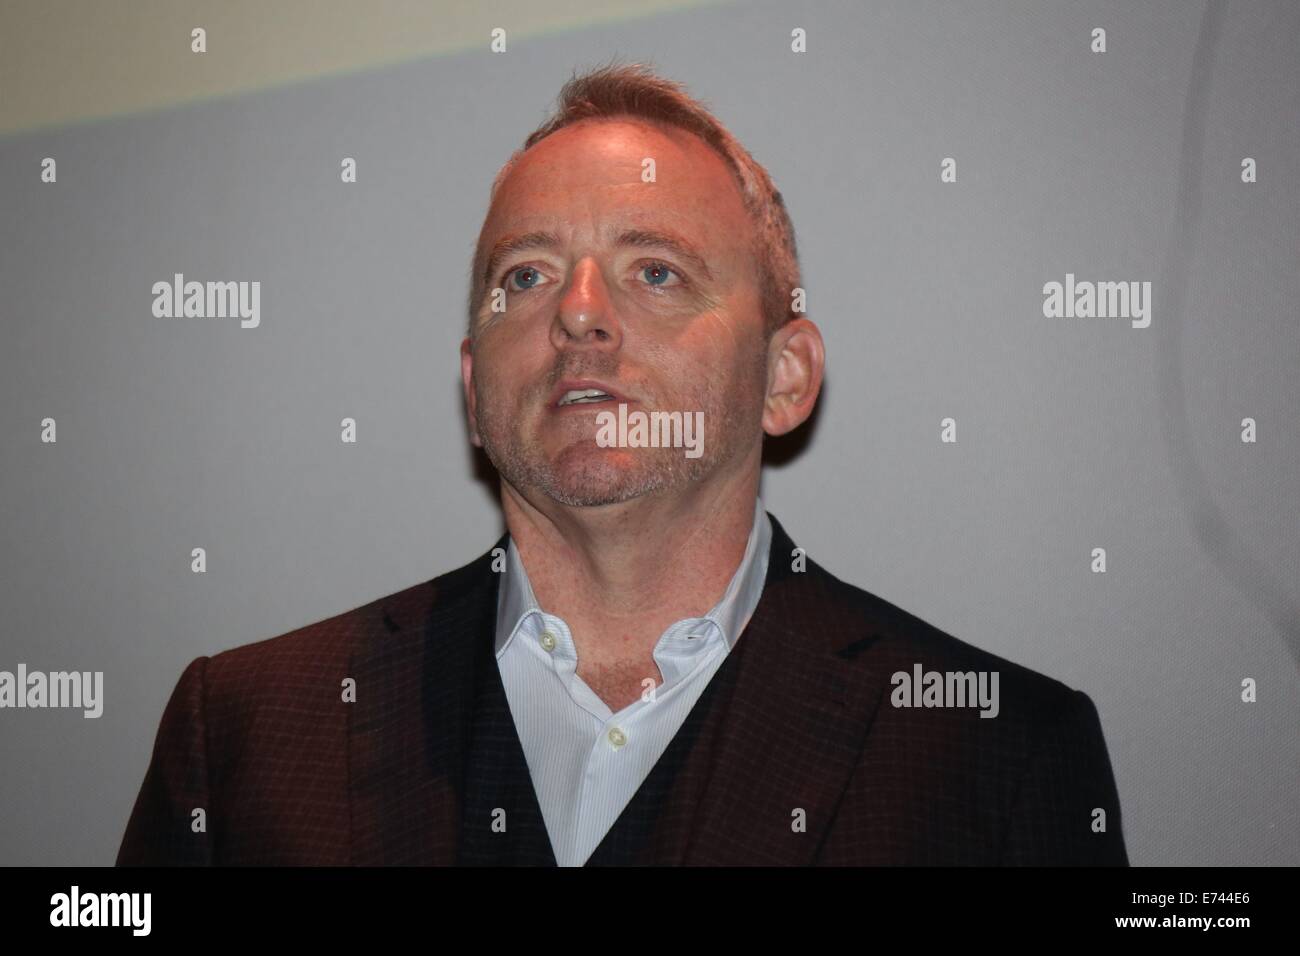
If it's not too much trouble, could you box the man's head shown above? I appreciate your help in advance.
[460,62,823,511]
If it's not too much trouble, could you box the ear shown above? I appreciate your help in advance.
[460,336,483,448]
[762,318,825,437]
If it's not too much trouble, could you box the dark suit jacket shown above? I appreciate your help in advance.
[117,511,1129,865]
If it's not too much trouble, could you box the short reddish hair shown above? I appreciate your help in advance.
[467,60,802,342]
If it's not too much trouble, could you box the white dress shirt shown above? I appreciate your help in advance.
[494,496,773,866]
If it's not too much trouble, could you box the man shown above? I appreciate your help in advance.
[117,62,1128,866]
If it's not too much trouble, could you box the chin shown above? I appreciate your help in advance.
[542,453,671,508]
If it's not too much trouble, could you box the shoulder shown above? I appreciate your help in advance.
[784,542,1094,728]
[196,540,501,718]
[796,558,1125,864]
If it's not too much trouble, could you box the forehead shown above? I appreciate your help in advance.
[481,117,751,250]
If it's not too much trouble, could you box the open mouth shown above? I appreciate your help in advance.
[556,388,616,407]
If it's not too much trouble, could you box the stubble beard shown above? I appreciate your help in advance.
[473,350,766,508]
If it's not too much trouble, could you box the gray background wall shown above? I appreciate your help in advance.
[1,0,1296,865]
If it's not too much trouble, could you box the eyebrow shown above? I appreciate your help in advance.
[481,228,715,288]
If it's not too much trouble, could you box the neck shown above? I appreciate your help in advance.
[501,460,761,657]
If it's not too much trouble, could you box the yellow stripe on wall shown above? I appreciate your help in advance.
[0,0,725,136]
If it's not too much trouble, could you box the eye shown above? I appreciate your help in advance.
[637,261,683,289]
[504,266,548,292]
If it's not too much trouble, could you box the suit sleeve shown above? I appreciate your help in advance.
[998,689,1129,865]
[116,656,216,865]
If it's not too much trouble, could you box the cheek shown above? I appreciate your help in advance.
[689,325,765,389]
[475,341,555,418]
[662,353,741,410]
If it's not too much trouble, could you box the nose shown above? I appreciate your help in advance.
[551,257,622,352]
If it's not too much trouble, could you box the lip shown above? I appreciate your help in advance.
[548,379,630,409]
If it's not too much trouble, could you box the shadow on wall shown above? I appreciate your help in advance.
[1156,0,1300,670]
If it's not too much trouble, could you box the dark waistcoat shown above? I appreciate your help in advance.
[455,627,749,866]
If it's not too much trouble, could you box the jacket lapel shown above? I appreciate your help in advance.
[348,532,506,865]
[670,513,893,864]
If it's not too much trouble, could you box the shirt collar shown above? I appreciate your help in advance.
[494,496,772,658]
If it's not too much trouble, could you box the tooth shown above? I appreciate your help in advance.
[559,388,611,405]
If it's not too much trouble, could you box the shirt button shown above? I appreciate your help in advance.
[607,727,627,749]
[539,630,557,652]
